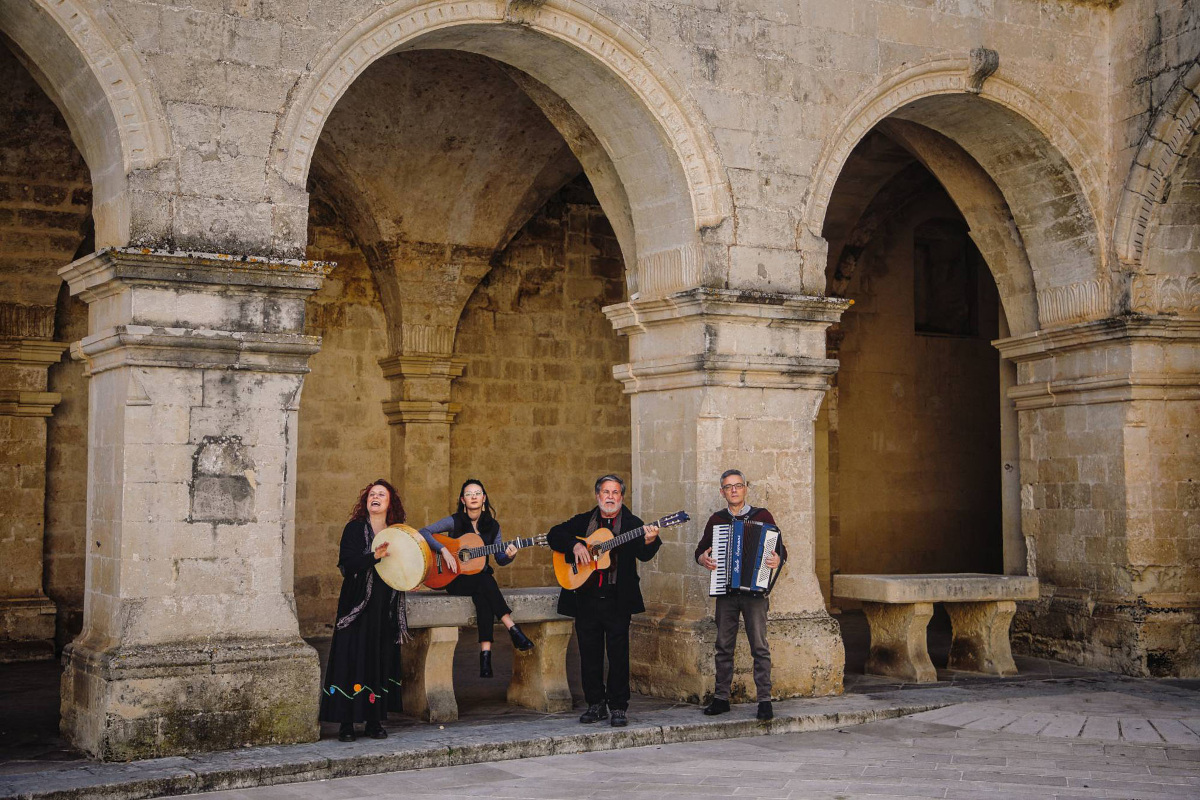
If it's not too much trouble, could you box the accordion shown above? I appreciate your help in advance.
[708,519,781,597]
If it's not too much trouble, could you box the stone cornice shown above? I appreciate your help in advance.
[0,390,63,417]
[0,339,71,368]
[72,326,321,377]
[613,353,839,394]
[59,247,334,302]
[604,288,851,334]
[378,353,468,381]
[381,400,462,425]
[994,316,1200,361]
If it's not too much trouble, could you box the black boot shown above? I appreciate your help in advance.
[508,624,534,652]
[338,723,356,742]
[480,649,494,678]
[703,698,730,716]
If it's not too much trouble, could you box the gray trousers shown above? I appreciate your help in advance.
[713,593,772,702]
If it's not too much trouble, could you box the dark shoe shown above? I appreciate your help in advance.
[610,709,628,727]
[579,701,608,723]
[508,624,535,652]
[756,701,774,721]
[480,650,493,678]
[366,725,387,739]
[703,698,730,716]
[338,723,356,742]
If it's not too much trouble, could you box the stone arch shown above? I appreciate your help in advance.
[805,58,1107,330]
[1114,61,1200,270]
[272,0,731,299]
[0,0,170,248]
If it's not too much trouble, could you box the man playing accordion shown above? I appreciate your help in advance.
[694,469,786,720]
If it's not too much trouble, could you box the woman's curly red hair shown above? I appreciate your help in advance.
[348,479,406,525]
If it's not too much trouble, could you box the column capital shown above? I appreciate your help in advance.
[0,338,70,368]
[994,316,1200,409]
[378,353,468,380]
[382,399,462,425]
[604,288,850,393]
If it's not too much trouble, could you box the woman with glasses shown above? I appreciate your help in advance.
[418,478,534,677]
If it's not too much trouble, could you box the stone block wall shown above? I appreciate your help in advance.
[453,180,631,590]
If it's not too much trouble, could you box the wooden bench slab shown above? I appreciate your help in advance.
[833,573,1039,683]
[401,587,571,723]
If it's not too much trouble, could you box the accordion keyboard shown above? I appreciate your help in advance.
[708,523,730,596]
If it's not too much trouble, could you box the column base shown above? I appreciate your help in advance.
[1013,587,1200,678]
[60,636,320,761]
[0,595,57,662]
[630,607,844,703]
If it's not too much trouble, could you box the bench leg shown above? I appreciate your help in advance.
[863,601,936,683]
[401,626,459,723]
[507,620,573,713]
[946,600,1018,676]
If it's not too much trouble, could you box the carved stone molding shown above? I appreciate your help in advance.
[633,243,702,300]
[274,0,730,230]
[966,47,999,94]
[0,303,55,340]
[378,353,468,380]
[0,390,62,417]
[400,324,456,356]
[803,60,1100,249]
[1131,273,1200,316]
[1036,278,1114,328]
[381,399,462,425]
[1114,62,1200,267]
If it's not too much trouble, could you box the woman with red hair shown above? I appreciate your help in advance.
[319,479,408,742]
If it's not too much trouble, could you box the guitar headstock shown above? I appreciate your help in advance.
[533,533,549,548]
[656,510,690,528]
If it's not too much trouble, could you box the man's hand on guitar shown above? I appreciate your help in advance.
[442,547,459,573]
[765,552,781,570]
[698,547,716,571]
[572,541,592,565]
[644,524,659,544]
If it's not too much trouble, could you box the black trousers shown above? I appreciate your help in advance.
[574,593,631,710]
[444,571,512,642]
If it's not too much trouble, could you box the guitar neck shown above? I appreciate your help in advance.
[594,518,671,554]
[464,537,536,558]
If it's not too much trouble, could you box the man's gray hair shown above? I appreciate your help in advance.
[720,469,746,485]
[594,474,626,494]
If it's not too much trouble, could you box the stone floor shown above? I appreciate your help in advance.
[2,611,1197,799]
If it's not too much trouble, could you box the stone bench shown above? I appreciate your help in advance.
[833,573,1039,683]
[402,586,571,723]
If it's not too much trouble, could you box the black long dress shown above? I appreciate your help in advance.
[318,520,407,725]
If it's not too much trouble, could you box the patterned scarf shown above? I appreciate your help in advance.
[335,522,410,643]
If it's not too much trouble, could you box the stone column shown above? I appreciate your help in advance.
[997,317,1200,677]
[0,310,68,662]
[605,288,849,702]
[57,248,332,760]
[379,353,466,524]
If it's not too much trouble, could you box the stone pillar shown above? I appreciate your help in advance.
[604,288,849,702]
[0,314,68,662]
[379,353,466,524]
[997,317,1200,677]
[57,248,332,760]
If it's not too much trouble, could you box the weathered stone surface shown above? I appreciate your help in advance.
[400,626,460,724]
[834,574,1040,604]
[862,601,936,683]
[946,599,1019,676]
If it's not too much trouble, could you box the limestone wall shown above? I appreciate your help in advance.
[295,195,392,638]
[451,180,631,590]
[832,189,1003,579]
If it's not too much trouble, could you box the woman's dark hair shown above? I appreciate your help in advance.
[456,478,498,523]
[348,479,406,525]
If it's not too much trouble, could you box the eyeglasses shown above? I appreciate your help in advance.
[462,491,484,498]
[721,482,747,491]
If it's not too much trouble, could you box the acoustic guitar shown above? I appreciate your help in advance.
[424,532,548,589]
[552,511,690,590]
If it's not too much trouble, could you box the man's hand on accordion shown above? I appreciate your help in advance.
[698,547,717,571]
[764,551,781,570]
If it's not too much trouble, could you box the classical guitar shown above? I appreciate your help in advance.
[552,511,690,590]
[424,532,548,589]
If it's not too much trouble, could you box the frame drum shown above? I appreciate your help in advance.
[373,524,432,591]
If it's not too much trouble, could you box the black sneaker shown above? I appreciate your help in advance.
[338,723,356,742]
[579,702,608,723]
[756,701,774,721]
[610,709,628,727]
[703,698,730,716]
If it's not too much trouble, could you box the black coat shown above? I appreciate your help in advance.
[546,505,661,617]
